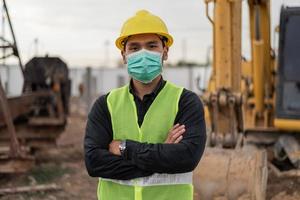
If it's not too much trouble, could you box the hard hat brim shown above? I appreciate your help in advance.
[115,32,173,50]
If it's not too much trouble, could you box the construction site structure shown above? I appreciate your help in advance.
[0,0,70,173]
[193,0,300,199]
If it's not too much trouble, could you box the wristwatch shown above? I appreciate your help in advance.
[119,140,126,156]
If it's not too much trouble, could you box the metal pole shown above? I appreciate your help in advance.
[2,0,24,76]
[34,38,39,56]
[2,3,5,67]
[86,67,92,112]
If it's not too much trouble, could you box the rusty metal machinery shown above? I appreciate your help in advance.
[0,56,71,173]
[0,0,71,173]
[193,1,300,200]
[24,56,70,123]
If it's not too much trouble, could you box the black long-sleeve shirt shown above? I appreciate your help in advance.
[84,78,206,180]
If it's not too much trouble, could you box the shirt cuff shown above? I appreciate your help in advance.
[123,139,140,161]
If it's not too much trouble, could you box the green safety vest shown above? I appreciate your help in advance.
[98,81,193,200]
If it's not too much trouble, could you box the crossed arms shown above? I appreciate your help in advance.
[84,90,206,180]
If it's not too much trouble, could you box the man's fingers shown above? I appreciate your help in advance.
[165,124,186,143]
[170,128,185,140]
[171,123,180,131]
[174,135,183,143]
[170,125,185,137]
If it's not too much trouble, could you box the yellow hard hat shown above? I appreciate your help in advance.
[115,10,173,50]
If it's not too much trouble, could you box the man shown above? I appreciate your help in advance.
[84,10,206,200]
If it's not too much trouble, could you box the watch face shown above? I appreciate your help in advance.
[119,141,126,152]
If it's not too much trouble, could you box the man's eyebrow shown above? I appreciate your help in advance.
[127,40,160,47]
[146,41,160,44]
[127,42,140,46]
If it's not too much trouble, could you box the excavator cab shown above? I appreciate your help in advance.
[275,6,300,131]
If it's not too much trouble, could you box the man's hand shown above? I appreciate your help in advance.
[165,124,185,144]
[109,140,121,156]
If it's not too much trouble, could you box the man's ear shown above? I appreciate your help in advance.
[121,50,127,64]
[162,47,169,61]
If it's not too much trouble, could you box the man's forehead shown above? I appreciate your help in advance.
[126,34,161,45]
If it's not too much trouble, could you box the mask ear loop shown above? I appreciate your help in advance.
[157,35,168,61]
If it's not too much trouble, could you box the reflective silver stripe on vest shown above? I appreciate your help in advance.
[102,172,193,187]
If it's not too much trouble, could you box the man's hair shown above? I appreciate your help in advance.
[160,36,168,47]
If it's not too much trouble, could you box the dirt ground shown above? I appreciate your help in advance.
[0,109,299,200]
[0,112,97,200]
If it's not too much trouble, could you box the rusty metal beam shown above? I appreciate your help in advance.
[0,157,34,173]
[2,0,24,76]
[0,78,21,157]
[0,91,52,126]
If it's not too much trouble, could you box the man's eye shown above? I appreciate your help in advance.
[130,47,139,51]
[150,45,157,48]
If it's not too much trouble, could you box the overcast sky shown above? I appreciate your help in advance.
[3,0,300,67]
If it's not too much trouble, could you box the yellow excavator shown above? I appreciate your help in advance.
[193,0,300,199]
